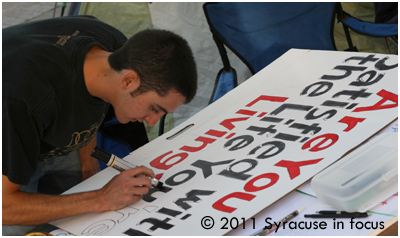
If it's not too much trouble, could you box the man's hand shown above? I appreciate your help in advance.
[97,166,156,211]
[2,165,157,225]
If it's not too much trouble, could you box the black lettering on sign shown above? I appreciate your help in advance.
[175,190,215,210]
[142,186,173,203]
[165,170,196,186]
[248,141,285,159]
[321,65,367,80]
[123,228,150,236]
[224,135,254,151]
[191,159,234,179]
[138,217,174,232]
[301,81,333,97]
[219,159,257,180]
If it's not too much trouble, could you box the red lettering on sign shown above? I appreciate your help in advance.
[150,151,188,170]
[212,192,256,213]
[180,136,216,152]
[236,109,257,116]
[246,95,288,107]
[244,173,279,192]
[275,159,323,180]
[353,89,398,112]
[338,116,366,132]
[205,129,227,138]
[220,117,250,130]
[302,134,339,152]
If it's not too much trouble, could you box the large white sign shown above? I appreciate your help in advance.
[52,49,398,236]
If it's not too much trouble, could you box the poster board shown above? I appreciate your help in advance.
[52,49,398,236]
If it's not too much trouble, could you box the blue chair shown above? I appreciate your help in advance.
[203,2,339,103]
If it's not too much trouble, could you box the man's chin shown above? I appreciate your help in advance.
[114,117,137,124]
[115,117,130,124]
[128,119,139,124]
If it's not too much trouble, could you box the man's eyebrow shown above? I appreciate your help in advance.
[156,104,168,114]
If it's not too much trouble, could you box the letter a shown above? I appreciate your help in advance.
[353,90,397,112]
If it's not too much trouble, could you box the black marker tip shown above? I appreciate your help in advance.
[156,181,164,189]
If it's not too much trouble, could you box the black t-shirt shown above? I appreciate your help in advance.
[2,15,127,185]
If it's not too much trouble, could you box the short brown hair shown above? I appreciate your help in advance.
[108,29,197,103]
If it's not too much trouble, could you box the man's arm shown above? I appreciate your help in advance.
[79,134,100,181]
[2,165,155,225]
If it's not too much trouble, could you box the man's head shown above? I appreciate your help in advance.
[108,29,197,103]
[107,29,197,126]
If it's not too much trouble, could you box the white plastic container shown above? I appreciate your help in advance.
[311,132,398,212]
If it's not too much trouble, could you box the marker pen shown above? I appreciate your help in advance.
[91,146,163,189]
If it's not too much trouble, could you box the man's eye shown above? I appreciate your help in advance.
[152,107,159,113]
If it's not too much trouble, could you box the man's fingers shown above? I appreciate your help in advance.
[132,186,150,195]
[129,176,153,189]
[122,165,156,178]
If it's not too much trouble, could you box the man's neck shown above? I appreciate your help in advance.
[83,45,115,103]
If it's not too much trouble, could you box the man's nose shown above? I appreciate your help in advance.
[144,115,160,127]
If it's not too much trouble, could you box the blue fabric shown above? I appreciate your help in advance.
[97,131,131,158]
[102,116,119,126]
[97,130,131,170]
[341,15,398,37]
[205,2,336,74]
[212,69,236,102]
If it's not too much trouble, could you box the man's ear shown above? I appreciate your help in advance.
[121,69,140,91]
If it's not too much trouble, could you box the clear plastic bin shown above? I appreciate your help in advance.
[311,132,398,212]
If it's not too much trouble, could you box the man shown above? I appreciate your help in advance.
[2,15,197,235]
